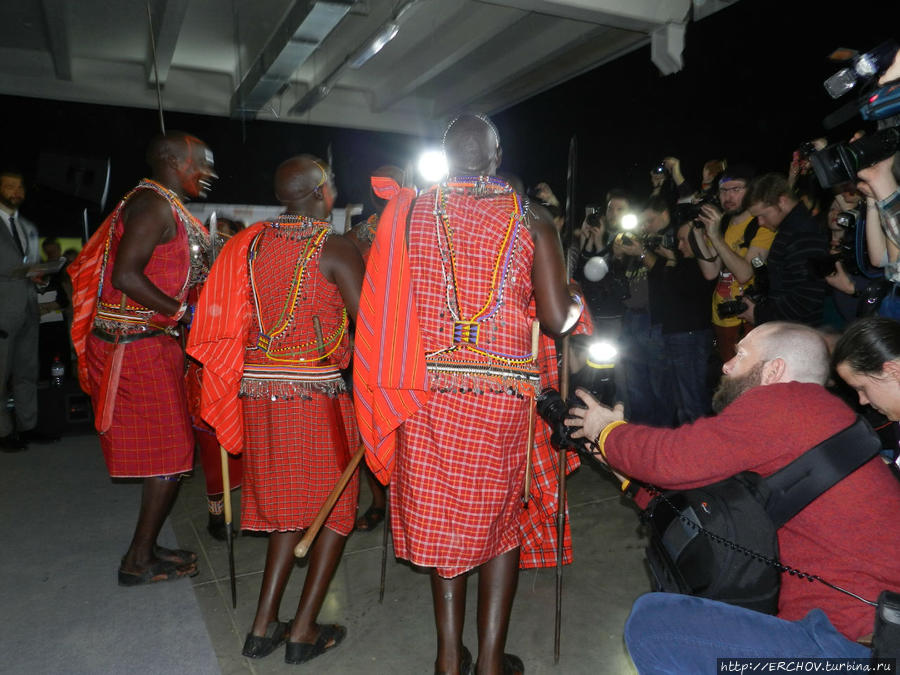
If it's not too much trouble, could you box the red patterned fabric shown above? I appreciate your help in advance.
[187,224,264,454]
[192,219,358,533]
[518,303,592,569]
[79,182,194,476]
[86,333,193,477]
[353,180,429,485]
[387,180,537,577]
[185,359,243,494]
[242,392,358,534]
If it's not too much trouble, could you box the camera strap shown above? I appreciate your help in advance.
[643,416,882,607]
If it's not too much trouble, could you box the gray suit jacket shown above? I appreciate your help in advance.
[0,212,40,324]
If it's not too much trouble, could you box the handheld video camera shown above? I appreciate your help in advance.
[810,41,900,188]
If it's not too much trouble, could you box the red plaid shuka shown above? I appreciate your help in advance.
[194,219,357,533]
[79,182,194,477]
[388,178,537,577]
[518,303,592,569]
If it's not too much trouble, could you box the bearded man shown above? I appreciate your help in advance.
[68,131,217,585]
[565,321,900,671]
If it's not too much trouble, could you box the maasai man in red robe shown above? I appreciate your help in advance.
[355,114,583,674]
[188,156,364,665]
[68,131,217,585]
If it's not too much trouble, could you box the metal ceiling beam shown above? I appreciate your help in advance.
[371,2,526,113]
[145,0,190,86]
[39,0,72,81]
[231,0,355,119]
[431,13,598,118]
[477,0,691,32]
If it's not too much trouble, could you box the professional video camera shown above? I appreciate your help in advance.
[810,41,900,188]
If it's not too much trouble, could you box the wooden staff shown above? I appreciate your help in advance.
[294,444,366,557]
[379,497,390,603]
[554,334,570,664]
[522,319,541,504]
[220,445,237,608]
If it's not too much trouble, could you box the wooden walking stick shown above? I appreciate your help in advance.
[522,319,541,504]
[220,445,237,608]
[294,445,366,557]
[554,334,570,664]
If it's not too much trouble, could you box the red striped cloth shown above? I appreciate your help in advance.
[186,359,243,494]
[86,333,193,477]
[241,392,358,534]
[518,303,592,569]
[186,224,265,455]
[353,178,430,485]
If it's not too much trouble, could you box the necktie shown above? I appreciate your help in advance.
[9,215,24,256]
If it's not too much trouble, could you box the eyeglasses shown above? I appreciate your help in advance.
[719,185,746,195]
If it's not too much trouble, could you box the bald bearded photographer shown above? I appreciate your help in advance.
[565,321,900,672]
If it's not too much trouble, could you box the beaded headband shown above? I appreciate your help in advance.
[442,113,500,152]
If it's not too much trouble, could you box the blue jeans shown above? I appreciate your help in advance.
[664,329,712,425]
[621,311,673,427]
[624,593,871,674]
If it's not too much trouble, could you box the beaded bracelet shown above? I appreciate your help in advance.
[171,302,188,322]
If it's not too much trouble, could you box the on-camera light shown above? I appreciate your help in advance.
[418,150,448,184]
[620,213,638,231]
[586,339,618,369]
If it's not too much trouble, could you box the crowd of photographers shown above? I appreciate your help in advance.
[555,44,900,670]
[566,135,900,429]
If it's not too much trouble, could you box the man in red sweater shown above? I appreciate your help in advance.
[566,321,900,671]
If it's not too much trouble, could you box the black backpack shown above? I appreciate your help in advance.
[642,416,882,614]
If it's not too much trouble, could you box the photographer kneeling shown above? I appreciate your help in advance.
[566,322,900,672]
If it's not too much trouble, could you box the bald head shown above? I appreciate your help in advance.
[442,113,501,175]
[146,131,203,170]
[751,322,830,385]
[274,155,334,218]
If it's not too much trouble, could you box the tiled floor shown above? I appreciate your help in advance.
[171,455,648,674]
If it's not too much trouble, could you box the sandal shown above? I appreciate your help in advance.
[475,653,524,675]
[355,505,386,531]
[436,645,472,675]
[117,559,198,586]
[284,623,346,664]
[152,545,198,565]
[242,620,290,659]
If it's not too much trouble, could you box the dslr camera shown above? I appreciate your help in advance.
[810,41,900,188]
[536,388,592,456]
[677,192,722,229]
[716,257,769,319]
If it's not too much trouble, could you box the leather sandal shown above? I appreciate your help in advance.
[242,620,290,659]
[284,624,346,664]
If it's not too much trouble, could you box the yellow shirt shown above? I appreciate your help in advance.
[712,214,776,327]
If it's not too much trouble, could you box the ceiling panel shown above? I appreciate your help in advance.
[0,0,740,135]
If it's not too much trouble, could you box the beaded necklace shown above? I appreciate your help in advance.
[94,179,195,332]
[431,175,530,365]
[248,216,342,363]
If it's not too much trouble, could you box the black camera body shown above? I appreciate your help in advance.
[536,388,591,456]
[677,192,722,226]
[716,285,764,320]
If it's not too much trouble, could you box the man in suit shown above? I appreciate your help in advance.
[0,170,44,451]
